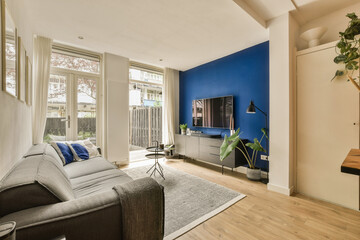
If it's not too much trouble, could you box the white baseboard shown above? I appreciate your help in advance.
[267,183,294,196]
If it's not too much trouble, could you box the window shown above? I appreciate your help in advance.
[5,38,17,96]
[129,63,163,151]
[44,45,101,144]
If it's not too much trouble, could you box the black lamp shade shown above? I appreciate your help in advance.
[246,100,256,114]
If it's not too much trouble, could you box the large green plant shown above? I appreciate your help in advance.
[220,128,268,169]
[332,12,360,90]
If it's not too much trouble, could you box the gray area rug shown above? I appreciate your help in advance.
[123,164,246,240]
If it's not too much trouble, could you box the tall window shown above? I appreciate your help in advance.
[129,63,163,150]
[44,45,101,144]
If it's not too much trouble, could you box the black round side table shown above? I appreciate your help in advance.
[146,141,165,180]
[0,221,16,240]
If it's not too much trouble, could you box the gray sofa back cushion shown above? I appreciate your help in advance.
[24,143,63,167]
[0,145,75,217]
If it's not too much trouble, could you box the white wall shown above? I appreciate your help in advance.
[298,2,360,50]
[104,53,129,165]
[267,13,298,195]
[0,1,34,179]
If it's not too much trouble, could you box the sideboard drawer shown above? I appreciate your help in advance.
[199,151,221,164]
[199,137,223,147]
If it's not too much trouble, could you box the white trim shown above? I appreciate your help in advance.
[267,183,294,196]
[164,194,246,240]
[296,40,337,56]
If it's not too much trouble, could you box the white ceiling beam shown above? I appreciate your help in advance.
[232,0,267,28]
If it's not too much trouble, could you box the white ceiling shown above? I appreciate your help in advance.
[242,0,360,24]
[292,0,360,24]
[14,0,359,71]
[18,0,268,71]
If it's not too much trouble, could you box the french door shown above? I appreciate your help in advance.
[45,72,99,144]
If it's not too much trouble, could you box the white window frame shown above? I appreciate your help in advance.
[49,43,103,148]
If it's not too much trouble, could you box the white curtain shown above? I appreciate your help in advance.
[32,36,53,144]
[163,68,179,145]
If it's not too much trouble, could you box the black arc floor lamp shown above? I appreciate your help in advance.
[246,100,269,184]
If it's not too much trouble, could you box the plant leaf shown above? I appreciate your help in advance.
[346,12,358,20]
[246,138,266,153]
[334,54,347,64]
[261,128,268,139]
[220,137,239,161]
[227,128,240,141]
[331,70,344,81]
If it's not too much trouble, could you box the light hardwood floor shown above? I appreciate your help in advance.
[122,157,360,240]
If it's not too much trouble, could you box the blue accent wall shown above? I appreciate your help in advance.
[179,41,269,169]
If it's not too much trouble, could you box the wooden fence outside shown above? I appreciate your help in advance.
[129,107,162,148]
[44,118,96,137]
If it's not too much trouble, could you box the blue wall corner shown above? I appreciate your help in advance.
[179,41,269,169]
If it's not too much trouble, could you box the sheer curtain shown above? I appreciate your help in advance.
[163,68,179,145]
[32,36,53,144]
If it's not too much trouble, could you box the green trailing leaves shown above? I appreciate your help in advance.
[333,13,360,86]
[346,12,358,20]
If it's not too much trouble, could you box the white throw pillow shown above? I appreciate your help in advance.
[67,139,100,161]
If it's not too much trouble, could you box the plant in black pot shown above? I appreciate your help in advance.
[332,12,360,91]
[220,128,268,181]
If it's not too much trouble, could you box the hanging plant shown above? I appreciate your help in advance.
[332,12,360,90]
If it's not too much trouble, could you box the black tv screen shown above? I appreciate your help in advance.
[192,96,233,128]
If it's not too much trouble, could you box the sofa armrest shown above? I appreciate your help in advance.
[113,177,165,240]
[0,191,121,240]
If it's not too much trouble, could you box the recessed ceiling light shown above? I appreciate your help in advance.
[78,36,84,40]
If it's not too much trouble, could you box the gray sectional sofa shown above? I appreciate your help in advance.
[0,144,164,240]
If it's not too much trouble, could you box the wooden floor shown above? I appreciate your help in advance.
[122,157,360,240]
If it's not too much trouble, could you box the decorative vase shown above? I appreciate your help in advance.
[181,129,186,135]
[300,27,327,48]
[246,167,261,181]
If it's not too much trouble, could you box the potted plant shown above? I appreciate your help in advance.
[220,128,268,181]
[332,12,360,90]
[180,124,187,135]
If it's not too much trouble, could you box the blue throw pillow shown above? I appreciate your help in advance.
[70,143,89,160]
[56,142,74,165]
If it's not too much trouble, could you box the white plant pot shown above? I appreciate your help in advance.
[181,129,186,135]
[300,27,327,48]
[246,167,261,181]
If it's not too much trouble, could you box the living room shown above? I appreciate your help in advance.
[0,0,359,239]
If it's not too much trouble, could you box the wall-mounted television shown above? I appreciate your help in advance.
[192,96,233,129]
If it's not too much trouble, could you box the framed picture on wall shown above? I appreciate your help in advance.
[18,36,26,102]
[26,55,32,105]
[1,0,18,98]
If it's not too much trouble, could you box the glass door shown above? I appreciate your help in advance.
[44,73,69,141]
[76,75,98,144]
[44,73,98,143]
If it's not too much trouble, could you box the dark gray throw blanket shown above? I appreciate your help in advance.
[113,177,165,240]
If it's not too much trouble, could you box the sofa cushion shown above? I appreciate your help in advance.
[63,157,116,179]
[70,169,133,198]
[68,143,89,160]
[0,154,75,217]
[67,139,100,161]
[24,143,63,167]
[50,142,74,165]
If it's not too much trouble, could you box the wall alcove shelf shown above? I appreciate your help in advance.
[341,149,360,210]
